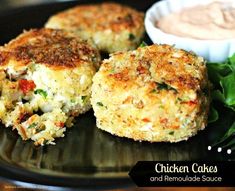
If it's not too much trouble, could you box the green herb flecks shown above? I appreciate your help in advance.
[97,102,104,107]
[34,89,47,98]
[81,96,87,103]
[150,83,177,94]
[129,33,135,41]
[139,41,148,47]
[29,61,36,71]
[156,82,178,93]
[28,123,37,129]
[35,124,46,133]
[150,89,157,93]
[109,67,116,74]
[169,131,174,135]
[96,102,108,109]
[177,97,183,102]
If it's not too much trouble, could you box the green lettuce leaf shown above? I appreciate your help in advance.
[207,54,235,148]
[208,105,219,123]
[220,73,235,110]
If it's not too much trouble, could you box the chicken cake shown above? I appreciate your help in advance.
[0,28,100,145]
[91,44,210,142]
[45,2,145,53]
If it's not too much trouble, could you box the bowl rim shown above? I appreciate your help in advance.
[145,0,235,44]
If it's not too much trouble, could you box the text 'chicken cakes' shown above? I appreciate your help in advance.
[0,28,100,145]
[91,44,210,142]
[45,2,145,53]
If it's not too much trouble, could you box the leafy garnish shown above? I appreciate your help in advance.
[34,89,47,98]
[207,53,235,148]
[212,122,235,148]
[208,106,219,123]
[220,73,235,110]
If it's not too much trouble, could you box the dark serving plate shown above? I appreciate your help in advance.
[0,0,235,189]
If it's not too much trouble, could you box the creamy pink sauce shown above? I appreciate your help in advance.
[157,1,235,40]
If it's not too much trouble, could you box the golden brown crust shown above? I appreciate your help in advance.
[0,51,10,66]
[144,45,204,91]
[106,44,206,91]
[91,44,210,142]
[45,2,145,53]
[53,2,144,33]
[0,28,100,69]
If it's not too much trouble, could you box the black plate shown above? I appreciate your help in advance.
[0,0,235,189]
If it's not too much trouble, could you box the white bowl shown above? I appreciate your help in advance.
[145,0,235,62]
